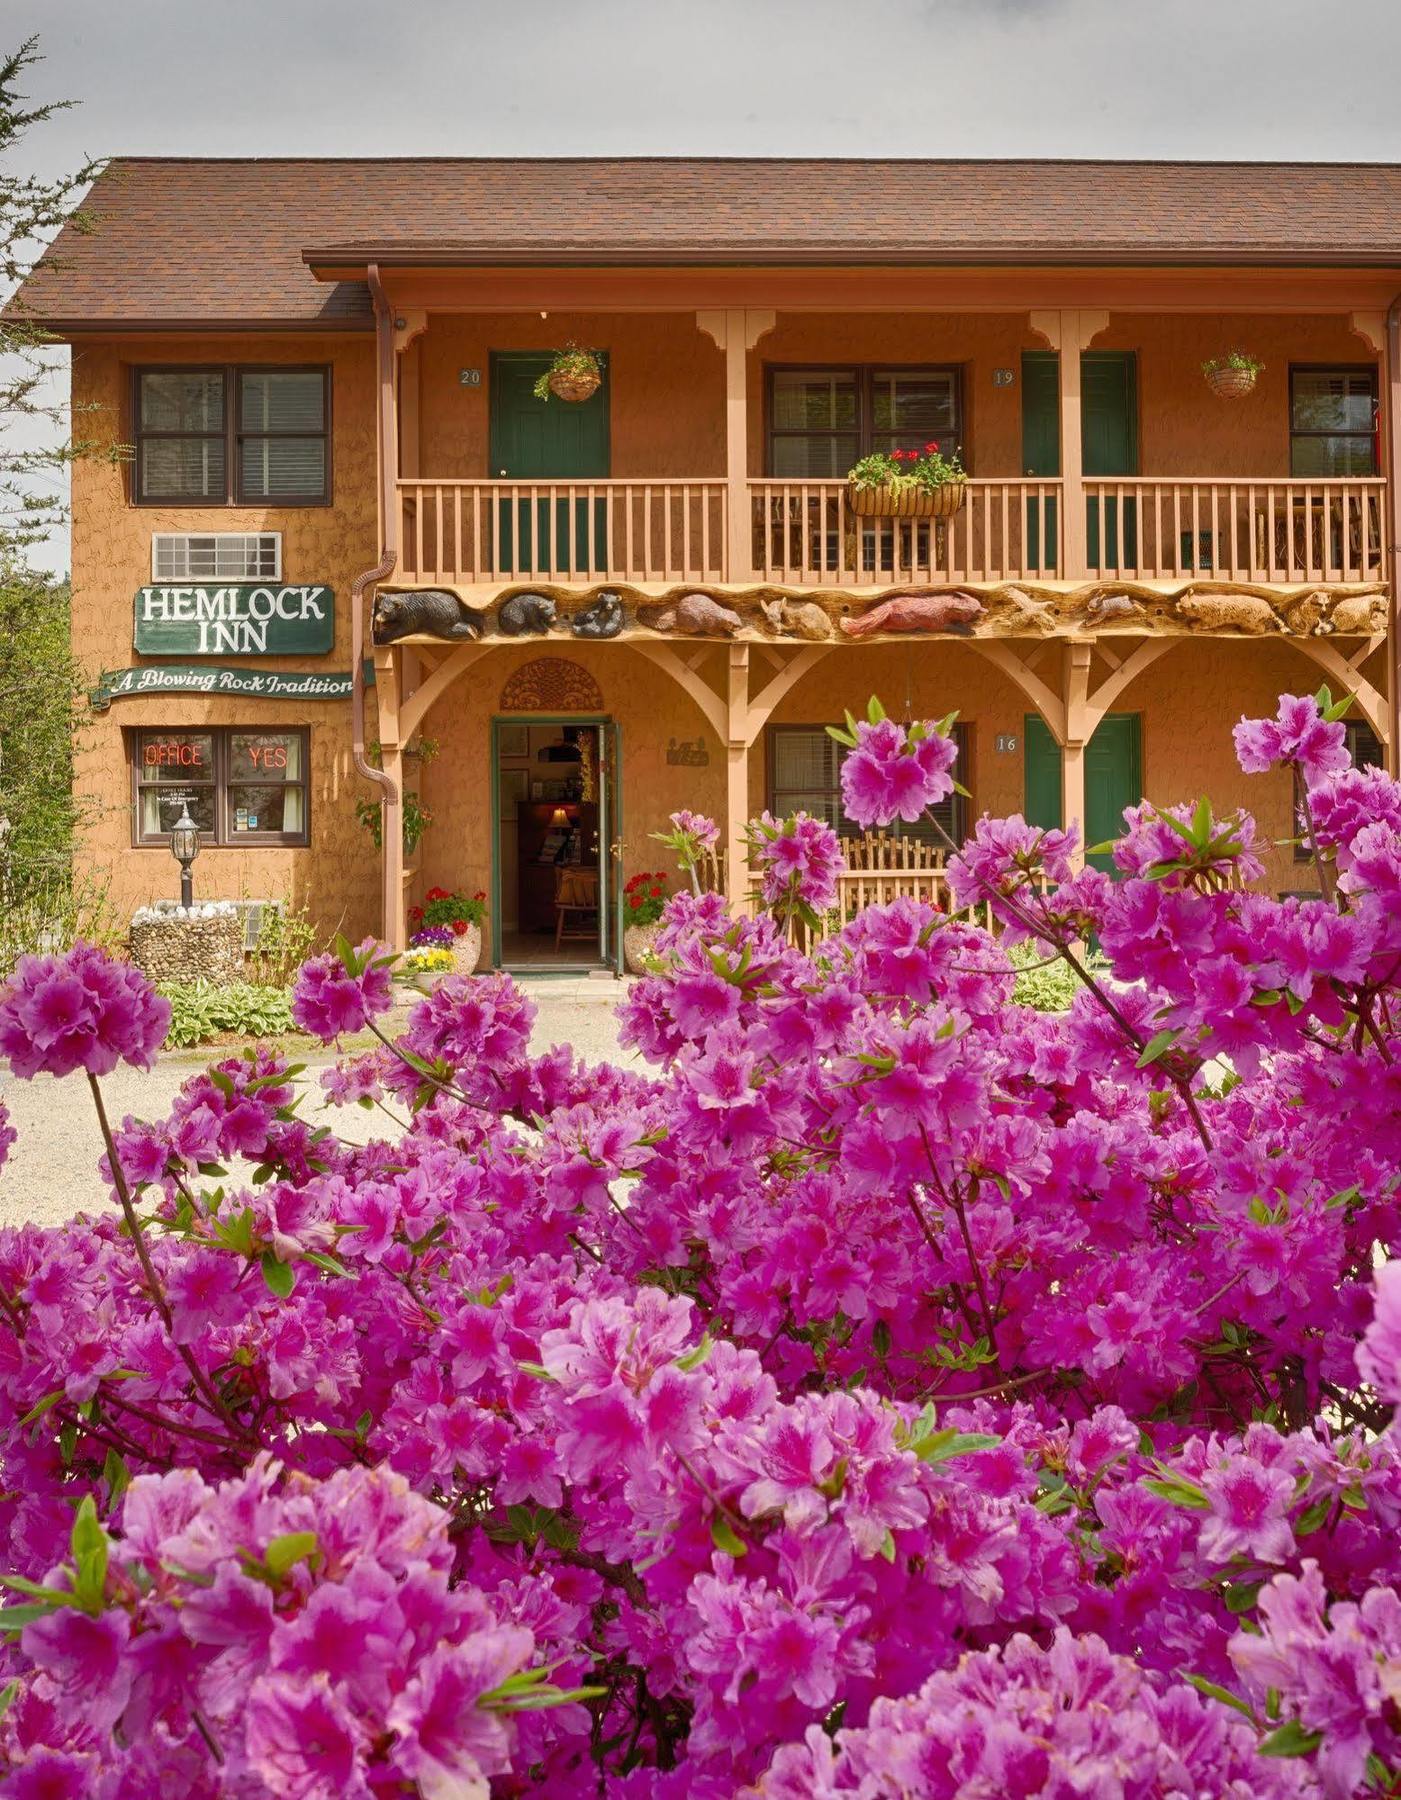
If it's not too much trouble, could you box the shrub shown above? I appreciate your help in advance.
[2,691,1401,1796]
[244,897,325,989]
[1008,938,1104,1011]
[157,979,298,1048]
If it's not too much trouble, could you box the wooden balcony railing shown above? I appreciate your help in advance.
[748,479,1065,585]
[397,480,727,585]
[1083,478,1388,585]
[395,475,1387,590]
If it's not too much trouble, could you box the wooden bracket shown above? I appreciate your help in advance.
[392,308,428,355]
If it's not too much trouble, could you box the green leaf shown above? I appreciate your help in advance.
[1136,1028,1180,1069]
[1143,1474,1211,1510]
[0,1679,19,1720]
[877,1529,897,1563]
[69,1496,109,1615]
[0,1574,76,1603]
[1223,1580,1264,1614]
[1293,1496,1333,1537]
[1180,1671,1256,1720]
[260,1252,295,1299]
[866,695,887,724]
[912,1429,1001,1465]
[516,1361,556,1382]
[1259,1719,1324,1757]
[709,1516,748,1558]
[17,1389,66,1428]
[301,1251,351,1279]
[263,1531,319,1581]
[675,1333,713,1373]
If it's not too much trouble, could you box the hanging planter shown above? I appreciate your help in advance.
[1202,353,1263,399]
[535,345,603,404]
[846,443,967,519]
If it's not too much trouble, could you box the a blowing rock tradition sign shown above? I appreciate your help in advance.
[91,666,360,711]
[133,584,334,656]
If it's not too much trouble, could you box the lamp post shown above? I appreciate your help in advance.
[169,802,200,908]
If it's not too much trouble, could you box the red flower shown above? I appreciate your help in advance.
[409,906,423,923]
[473,891,486,901]
[649,885,663,898]
[925,441,940,453]
[427,887,450,902]
[629,893,642,910]
[450,918,468,936]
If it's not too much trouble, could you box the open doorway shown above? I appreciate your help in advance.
[491,717,621,972]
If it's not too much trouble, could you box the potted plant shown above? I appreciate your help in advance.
[400,944,453,993]
[621,871,668,974]
[847,441,966,519]
[1202,351,1264,399]
[408,887,488,977]
[534,345,603,404]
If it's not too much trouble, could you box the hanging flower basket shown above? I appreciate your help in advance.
[846,443,967,521]
[847,478,966,520]
[1203,355,1262,400]
[536,346,603,404]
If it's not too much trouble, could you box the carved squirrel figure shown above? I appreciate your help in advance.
[647,592,744,637]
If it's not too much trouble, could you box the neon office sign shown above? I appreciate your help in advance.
[133,584,335,656]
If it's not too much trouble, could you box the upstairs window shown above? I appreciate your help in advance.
[767,366,962,479]
[768,721,970,845]
[1290,367,1378,477]
[135,368,330,505]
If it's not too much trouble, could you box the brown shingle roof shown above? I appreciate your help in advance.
[18,157,1401,331]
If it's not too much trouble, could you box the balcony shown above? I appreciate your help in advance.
[396,473,1387,592]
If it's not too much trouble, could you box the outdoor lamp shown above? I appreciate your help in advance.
[169,803,200,907]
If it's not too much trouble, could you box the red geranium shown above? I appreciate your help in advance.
[450,918,469,936]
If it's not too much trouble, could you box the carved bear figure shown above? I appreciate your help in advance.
[650,592,744,637]
[497,593,558,636]
[572,591,624,639]
[373,589,484,644]
[760,598,834,640]
[1176,594,1284,635]
[1279,590,1328,635]
[840,591,983,638]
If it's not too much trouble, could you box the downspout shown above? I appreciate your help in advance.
[351,263,399,916]
[1386,295,1401,774]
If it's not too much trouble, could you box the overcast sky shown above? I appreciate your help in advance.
[14,0,1401,569]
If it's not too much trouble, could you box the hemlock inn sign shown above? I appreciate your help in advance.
[133,584,335,656]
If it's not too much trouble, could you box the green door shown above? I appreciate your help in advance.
[1021,352,1060,573]
[1023,712,1142,872]
[489,352,610,573]
[1083,351,1138,568]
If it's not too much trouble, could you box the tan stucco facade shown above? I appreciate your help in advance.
[65,307,1392,950]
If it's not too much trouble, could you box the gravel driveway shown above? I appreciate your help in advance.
[0,977,640,1229]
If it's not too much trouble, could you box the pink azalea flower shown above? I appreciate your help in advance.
[0,942,170,1080]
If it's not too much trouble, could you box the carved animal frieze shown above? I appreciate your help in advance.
[1175,593,1284,635]
[498,593,558,636]
[373,589,484,644]
[572,590,624,639]
[759,598,833,640]
[1279,590,1329,635]
[646,592,744,637]
[999,585,1055,627]
[840,591,984,639]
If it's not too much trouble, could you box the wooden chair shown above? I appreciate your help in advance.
[554,867,599,949]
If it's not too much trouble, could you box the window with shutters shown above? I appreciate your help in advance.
[767,722,970,844]
[134,368,330,505]
[766,366,963,478]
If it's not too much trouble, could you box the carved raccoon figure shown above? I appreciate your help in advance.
[373,590,485,643]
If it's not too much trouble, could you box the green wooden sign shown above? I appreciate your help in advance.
[91,665,364,711]
[133,584,334,655]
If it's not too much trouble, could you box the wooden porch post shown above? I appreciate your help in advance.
[699,309,773,583]
[1031,310,1108,582]
[376,646,407,951]
[725,643,750,906]
[1061,639,1093,868]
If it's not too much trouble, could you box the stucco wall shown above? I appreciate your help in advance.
[406,309,1376,483]
[68,333,382,939]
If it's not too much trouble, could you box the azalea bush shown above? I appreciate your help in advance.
[3,691,1401,1796]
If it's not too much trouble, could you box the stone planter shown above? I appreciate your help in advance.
[130,902,243,986]
[623,921,663,975]
[450,921,483,977]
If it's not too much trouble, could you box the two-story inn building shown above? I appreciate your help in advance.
[14,158,1400,968]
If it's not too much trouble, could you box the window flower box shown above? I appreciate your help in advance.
[846,443,966,519]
